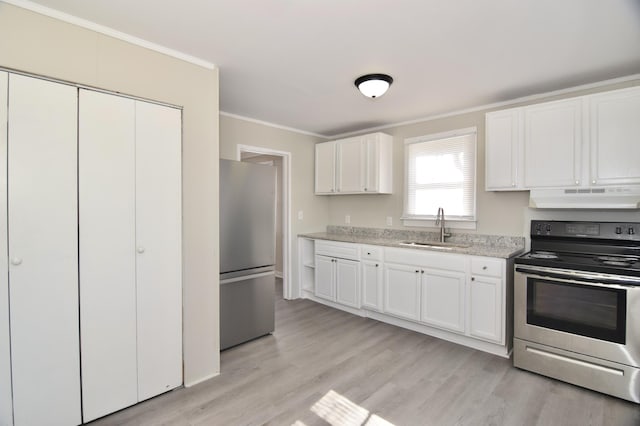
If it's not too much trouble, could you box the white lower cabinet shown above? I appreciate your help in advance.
[361,260,383,311]
[304,240,511,357]
[315,255,336,301]
[468,257,505,344]
[421,269,466,333]
[315,255,361,309]
[383,263,421,321]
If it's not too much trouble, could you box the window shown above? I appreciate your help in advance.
[402,127,476,227]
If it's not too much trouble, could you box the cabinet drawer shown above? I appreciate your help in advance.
[361,245,383,261]
[471,257,503,277]
[315,240,360,260]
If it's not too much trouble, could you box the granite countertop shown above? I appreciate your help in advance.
[299,226,525,259]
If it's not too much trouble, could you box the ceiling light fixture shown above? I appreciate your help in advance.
[354,73,393,98]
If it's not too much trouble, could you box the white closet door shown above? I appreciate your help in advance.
[135,101,183,400]
[79,89,137,421]
[0,71,11,426]
[8,74,81,426]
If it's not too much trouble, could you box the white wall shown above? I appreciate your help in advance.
[0,3,220,385]
[326,78,640,237]
[220,114,329,298]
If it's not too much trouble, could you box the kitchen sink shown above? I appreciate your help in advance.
[398,241,471,250]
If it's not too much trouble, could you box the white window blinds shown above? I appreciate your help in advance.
[404,128,476,221]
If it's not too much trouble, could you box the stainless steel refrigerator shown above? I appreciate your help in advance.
[219,159,276,350]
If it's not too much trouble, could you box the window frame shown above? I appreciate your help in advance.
[401,127,477,229]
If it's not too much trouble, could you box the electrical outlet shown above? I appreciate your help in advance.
[345,215,351,224]
[386,216,393,226]
[298,210,304,220]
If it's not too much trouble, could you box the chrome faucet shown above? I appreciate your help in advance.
[435,207,451,243]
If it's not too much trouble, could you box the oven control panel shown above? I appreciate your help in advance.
[531,221,640,241]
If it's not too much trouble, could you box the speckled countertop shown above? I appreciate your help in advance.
[299,226,525,259]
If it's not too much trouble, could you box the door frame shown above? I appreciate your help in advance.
[236,145,292,299]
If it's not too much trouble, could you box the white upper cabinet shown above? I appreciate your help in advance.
[315,132,392,194]
[486,85,640,191]
[485,108,523,190]
[336,137,365,193]
[523,98,584,188]
[315,141,336,193]
[589,86,640,186]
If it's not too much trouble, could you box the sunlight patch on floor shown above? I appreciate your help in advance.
[294,389,395,426]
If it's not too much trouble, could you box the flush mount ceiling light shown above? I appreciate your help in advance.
[354,73,393,98]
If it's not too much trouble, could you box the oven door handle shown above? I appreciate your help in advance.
[515,265,640,287]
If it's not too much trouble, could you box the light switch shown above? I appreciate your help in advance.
[298,210,304,220]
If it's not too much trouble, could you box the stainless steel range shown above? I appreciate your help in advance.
[514,220,640,403]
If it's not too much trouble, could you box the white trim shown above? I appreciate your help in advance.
[236,145,293,300]
[329,74,640,139]
[1,0,216,70]
[221,112,328,139]
[184,372,219,388]
[403,127,478,227]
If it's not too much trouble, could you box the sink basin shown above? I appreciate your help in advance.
[398,241,470,250]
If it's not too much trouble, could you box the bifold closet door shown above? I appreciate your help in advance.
[0,71,11,426]
[135,101,183,401]
[7,74,81,425]
[79,89,138,422]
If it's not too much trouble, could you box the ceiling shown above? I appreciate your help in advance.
[17,0,640,137]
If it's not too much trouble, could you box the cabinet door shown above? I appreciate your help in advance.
[523,99,583,188]
[315,141,336,193]
[336,137,364,193]
[383,263,421,321]
[485,108,522,190]
[8,74,81,426]
[135,101,183,401]
[0,71,10,426]
[79,89,138,422]
[315,255,335,301]
[589,87,640,186]
[361,260,383,311]
[335,259,360,308]
[469,275,503,343]
[421,269,465,333]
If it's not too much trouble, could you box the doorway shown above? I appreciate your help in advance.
[237,145,291,299]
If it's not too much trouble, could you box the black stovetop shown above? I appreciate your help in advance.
[515,220,640,277]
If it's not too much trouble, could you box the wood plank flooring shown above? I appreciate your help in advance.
[92,280,640,425]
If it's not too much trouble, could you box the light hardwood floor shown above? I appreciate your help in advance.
[92,280,640,425]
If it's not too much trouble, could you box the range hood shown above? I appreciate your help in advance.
[529,187,640,209]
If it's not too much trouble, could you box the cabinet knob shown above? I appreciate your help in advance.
[367,252,371,255]
[421,270,424,274]
[137,247,145,254]
[375,264,379,267]
[575,180,579,185]
[512,183,515,187]
[415,270,419,273]
[482,266,487,270]
[10,257,22,266]
[471,277,475,281]
[364,188,367,191]
[592,180,596,184]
